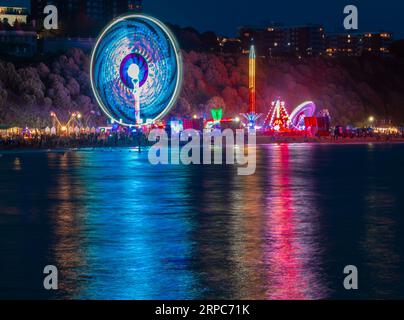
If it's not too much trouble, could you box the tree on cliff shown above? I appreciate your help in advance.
[1,48,404,127]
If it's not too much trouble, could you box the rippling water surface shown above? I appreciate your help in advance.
[1,144,404,299]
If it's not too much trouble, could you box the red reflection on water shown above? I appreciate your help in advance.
[265,144,323,300]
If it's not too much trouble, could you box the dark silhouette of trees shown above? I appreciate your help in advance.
[391,40,404,59]
[1,47,404,127]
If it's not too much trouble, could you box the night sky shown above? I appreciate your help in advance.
[5,0,404,38]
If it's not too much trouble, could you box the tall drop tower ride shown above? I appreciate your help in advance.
[242,44,261,130]
[249,45,256,114]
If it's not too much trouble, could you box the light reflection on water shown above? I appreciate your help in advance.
[263,145,327,299]
[0,144,404,299]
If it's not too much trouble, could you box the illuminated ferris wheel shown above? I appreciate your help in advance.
[90,14,183,126]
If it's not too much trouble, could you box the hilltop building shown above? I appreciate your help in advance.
[30,0,143,34]
[326,31,393,57]
[238,23,393,58]
[0,30,37,57]
[0,2,395,59]
[0,6,35,57]
[239,24,326,57]
[218,37,242,54]
[0,6,29,26]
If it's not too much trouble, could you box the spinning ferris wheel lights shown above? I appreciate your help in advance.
[90,14,183,127]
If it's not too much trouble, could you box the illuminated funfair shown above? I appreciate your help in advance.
[90,14,183,127]
[242,45,262,129]
[266,99,291,131]
[264,100,316,132]
[289,101,317,130]
[50,111,83,133]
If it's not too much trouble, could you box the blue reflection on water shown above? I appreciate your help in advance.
[0,144,404,299]
[54,150,198,299]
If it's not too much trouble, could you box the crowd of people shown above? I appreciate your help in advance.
[332,126,404,141]
[0,132,150,150]
[1,126,404,150]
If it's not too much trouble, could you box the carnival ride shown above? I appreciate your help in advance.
[262,99,317,132]
[50,111,83,133]
[289,101,317,130]
[241,45,262,129]
[239,44,317,132]
[90,14,183,126]
[265,99,291,131]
